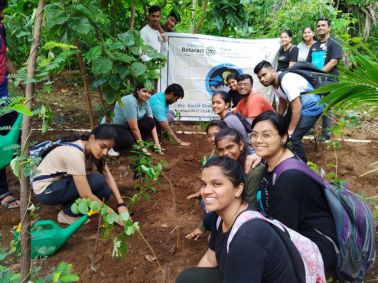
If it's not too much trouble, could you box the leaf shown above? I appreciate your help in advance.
[11,104,33,116]
[105,213,117,224]
[92,57,113,75]
[118,31,135,47]
[131,62,147,77]
[78,201,89,215]
[71,203,79,214]
[69,17,91,35]
[130,47,141,56]
[86,46,102,62]
[89,201,101,211]
[60,274,80,282]
[120,211,130,221]
[43,41,77,51]
[113,52,134,63]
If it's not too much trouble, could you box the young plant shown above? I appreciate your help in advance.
[127,141,166,210]
[71,198,139,258]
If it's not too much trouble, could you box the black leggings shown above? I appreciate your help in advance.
[176,267,222,283]
[113,116,155,152]
[35,173,111,216]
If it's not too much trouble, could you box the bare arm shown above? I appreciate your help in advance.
[288,97,302,136]
[5,56,17,75]
[160,120,180,143]
[128,119,142,141]
[198,249,217,267]
[72,175,107,205]
[322,58,338,73]
[157,25,167,42]
[277,97,287,115]
[102,164,129,213]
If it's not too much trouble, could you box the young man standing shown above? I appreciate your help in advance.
[140,5,167,53]
[254,60,324,162]
[162,10,180,33]
[307,18,342,141]
[0,0,22,209]
[149,83,190,146]
[234,74,274,123]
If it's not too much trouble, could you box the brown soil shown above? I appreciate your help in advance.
[0,72,377,282]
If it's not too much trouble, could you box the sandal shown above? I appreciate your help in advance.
[57,210,90,225]
[0,192,20,209]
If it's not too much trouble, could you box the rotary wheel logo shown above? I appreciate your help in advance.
[205,63,243,95]
[206,46,216,56]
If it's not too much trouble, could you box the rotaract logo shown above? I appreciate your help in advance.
[205,63,243,95]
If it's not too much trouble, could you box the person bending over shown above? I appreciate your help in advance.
[32,124,128,225]
[251,111,337,273]
[149,83,190,146]
[178,156,299,283]
[112,84,162,155]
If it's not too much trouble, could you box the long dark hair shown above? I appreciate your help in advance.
[203,156,247,200]
[214,128,248,169]
[62,124,117,173]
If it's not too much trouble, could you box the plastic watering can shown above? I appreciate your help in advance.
[0,114,22,169]
[13,210,97,258]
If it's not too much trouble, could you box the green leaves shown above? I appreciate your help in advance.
[69,18,91,35]
[86,46,102,63]
[91,57,113,75]
[118,31,136,47]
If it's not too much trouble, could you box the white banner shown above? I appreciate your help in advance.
[160,33,280,121]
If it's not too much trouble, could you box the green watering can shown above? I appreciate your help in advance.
[13,210,96,258]
[0,114,22,169]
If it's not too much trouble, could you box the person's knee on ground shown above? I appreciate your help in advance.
[87,173,111,201]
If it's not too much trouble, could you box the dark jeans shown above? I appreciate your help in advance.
[113,115,155,152]
[0,111,19,195]
[176,267,222,283]
[35,173,110,216]
[285,113,320,162]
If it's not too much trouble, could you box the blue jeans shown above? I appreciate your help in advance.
[289,114,320,162]
[35,173,111,216]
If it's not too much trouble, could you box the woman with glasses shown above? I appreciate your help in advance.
[251,111,337,273]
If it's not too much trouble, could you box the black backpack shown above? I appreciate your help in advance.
[225,112,252,133]
[278,62,336,95]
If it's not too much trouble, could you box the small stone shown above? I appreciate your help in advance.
[184,154,194,161]
[145,254,156,262]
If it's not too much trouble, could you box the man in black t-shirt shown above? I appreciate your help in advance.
[307,18,342,141]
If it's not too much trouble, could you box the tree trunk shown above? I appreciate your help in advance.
[191,0,198,33]
[195,0,208,33]
[129,1,136,31]
[20,0,45,281]
[74,37,95,129]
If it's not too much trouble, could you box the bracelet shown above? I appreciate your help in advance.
[117,202,127,208]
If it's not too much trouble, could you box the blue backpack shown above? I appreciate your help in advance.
[272,158,376,282]
[29,140,83,182]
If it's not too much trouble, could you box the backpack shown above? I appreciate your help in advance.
[278,62,336,95]
[225,112,252,133]
[272,158,376,282]
[217,210,326,283]
[30,140,83,182]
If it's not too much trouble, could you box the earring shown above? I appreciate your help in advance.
[281,141,285,145]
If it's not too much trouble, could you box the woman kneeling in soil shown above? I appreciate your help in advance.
[111,84,162,155]
[177,156,299,283]
[251,111,337,273]
[32,124,128,224]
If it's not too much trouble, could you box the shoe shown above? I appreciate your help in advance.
[108,148,120,157]
[311,136,331,143]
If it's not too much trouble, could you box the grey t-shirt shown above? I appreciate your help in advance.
[112,94,152,126]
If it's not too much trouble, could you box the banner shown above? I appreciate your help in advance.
[160,33,280,121]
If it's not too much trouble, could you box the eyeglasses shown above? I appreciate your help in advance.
[250,131,279,140]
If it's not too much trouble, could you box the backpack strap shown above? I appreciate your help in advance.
[272,158,332,190]
[216,210,306,283]
[31,142,84,182]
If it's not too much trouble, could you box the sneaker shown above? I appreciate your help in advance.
[108,148,120,157]
[311,135,331,143]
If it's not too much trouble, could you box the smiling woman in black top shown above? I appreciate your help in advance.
[251,111,337,273]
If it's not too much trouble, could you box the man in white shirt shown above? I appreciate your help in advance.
[140,5,167,53]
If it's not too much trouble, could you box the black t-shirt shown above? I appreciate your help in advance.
[228,89,243,107]
[208,208,299,283]
[306,37,342,77]
[258,158,337,272]
[277,45,299,71]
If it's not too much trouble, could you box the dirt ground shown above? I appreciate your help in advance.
[0,73,377,282]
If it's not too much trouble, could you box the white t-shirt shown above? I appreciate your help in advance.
[275,72,314,102]
[297,41,312,62]
[140,24,163,52]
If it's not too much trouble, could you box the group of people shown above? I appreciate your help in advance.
[0,1,345,281]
